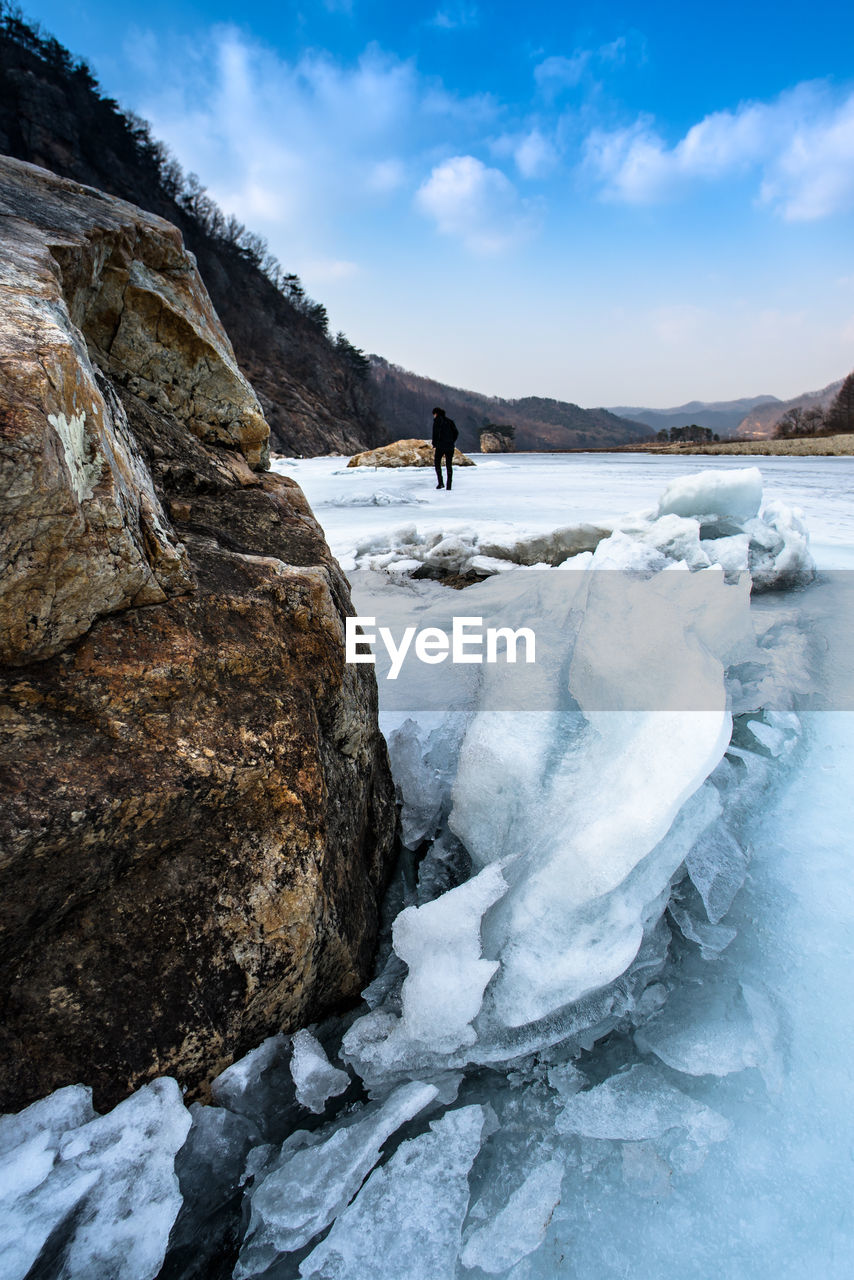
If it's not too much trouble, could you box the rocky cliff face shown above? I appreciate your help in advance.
[0,157,396,1112]
[0,15,386,457]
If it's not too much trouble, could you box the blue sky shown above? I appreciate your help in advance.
[22,0,854,406]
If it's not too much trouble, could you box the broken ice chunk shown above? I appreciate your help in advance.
[235,1081,438,1274]
[0,1078,190,1280]
[684,825,748,923]
[392,863,507,1053]
[634,977,780,1086]
[299,1105,487,1280]
[210,1034,297,1142]
[0,1085,95,1160]
[657,468,762,522]
[0,1086,100,1280]
[460,1157,564,1274]
[669,904,737,957]
[555,1064,729,1147]
[290,1030,350,1114]
[163,1102,261,1278]
[746,718,793,757]
[58,1078,191,1280]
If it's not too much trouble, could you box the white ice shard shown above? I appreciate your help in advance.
[634,977,781,1087]
[669,903,737,957]
[657,467,763,522]
[392,863,507,1052]
[235,1081,438,1275]
[555,1064,729,1147]
[0,1084,95,1162]
[0,1078,190,1280]
[746,498,813,589]
[0,1086,99,1280]
[684,826,749,923]
[289,1029,350,1114]
[460,1157,564,1274]
[299,1105,487,1280]
[450,563,734,1029]
[341,865,508,1080]
[210,1033,296,1139]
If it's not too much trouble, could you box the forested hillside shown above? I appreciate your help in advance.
[0,4,384,455]
[370,357,649,452]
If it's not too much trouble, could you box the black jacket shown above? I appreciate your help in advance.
[432,412,458,450]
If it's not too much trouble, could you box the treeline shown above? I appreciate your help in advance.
[0,2,369,381]
[655,425,721,444]
[774,372,854,438]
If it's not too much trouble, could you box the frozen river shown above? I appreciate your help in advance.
[2,452,853,1280]
[273,450,854,571]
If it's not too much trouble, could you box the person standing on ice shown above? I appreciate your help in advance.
[432,406,458,490]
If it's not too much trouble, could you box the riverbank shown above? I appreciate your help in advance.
[620,433,854,456]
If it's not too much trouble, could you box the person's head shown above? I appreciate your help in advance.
[433,406,444,417]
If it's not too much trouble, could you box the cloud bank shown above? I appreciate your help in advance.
[584,82,854,220]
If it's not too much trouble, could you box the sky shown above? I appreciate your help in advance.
[20,0,854,407]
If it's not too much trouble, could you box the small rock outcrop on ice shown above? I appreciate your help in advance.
[0,156,395,1113]
[347,438,475,468]
[479,429,515,453]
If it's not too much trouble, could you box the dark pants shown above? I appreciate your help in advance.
[434,446,453,488]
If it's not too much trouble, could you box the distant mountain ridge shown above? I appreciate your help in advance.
[608,396,782,437]
[371,358,650,452]
[734,379,844,438]
[610,382,848,439]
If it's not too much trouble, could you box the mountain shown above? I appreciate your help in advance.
[371,357,650,452]
[0,8,384,456]
[734,379,844,437]
[608,396,781,437]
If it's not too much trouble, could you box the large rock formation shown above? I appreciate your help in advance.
[0,157,396,1111]
[347,439,475,468]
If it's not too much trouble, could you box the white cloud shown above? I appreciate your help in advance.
[430,4,479,29]
[493,128,559,179]
[534,34,644,98]
[513,129,559,179]
[759,95,854,220]
[135,27,500,260]
[598,36,628,64]
[415,155,532,253]
[584,82,854,220]
[534,53,590,95]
